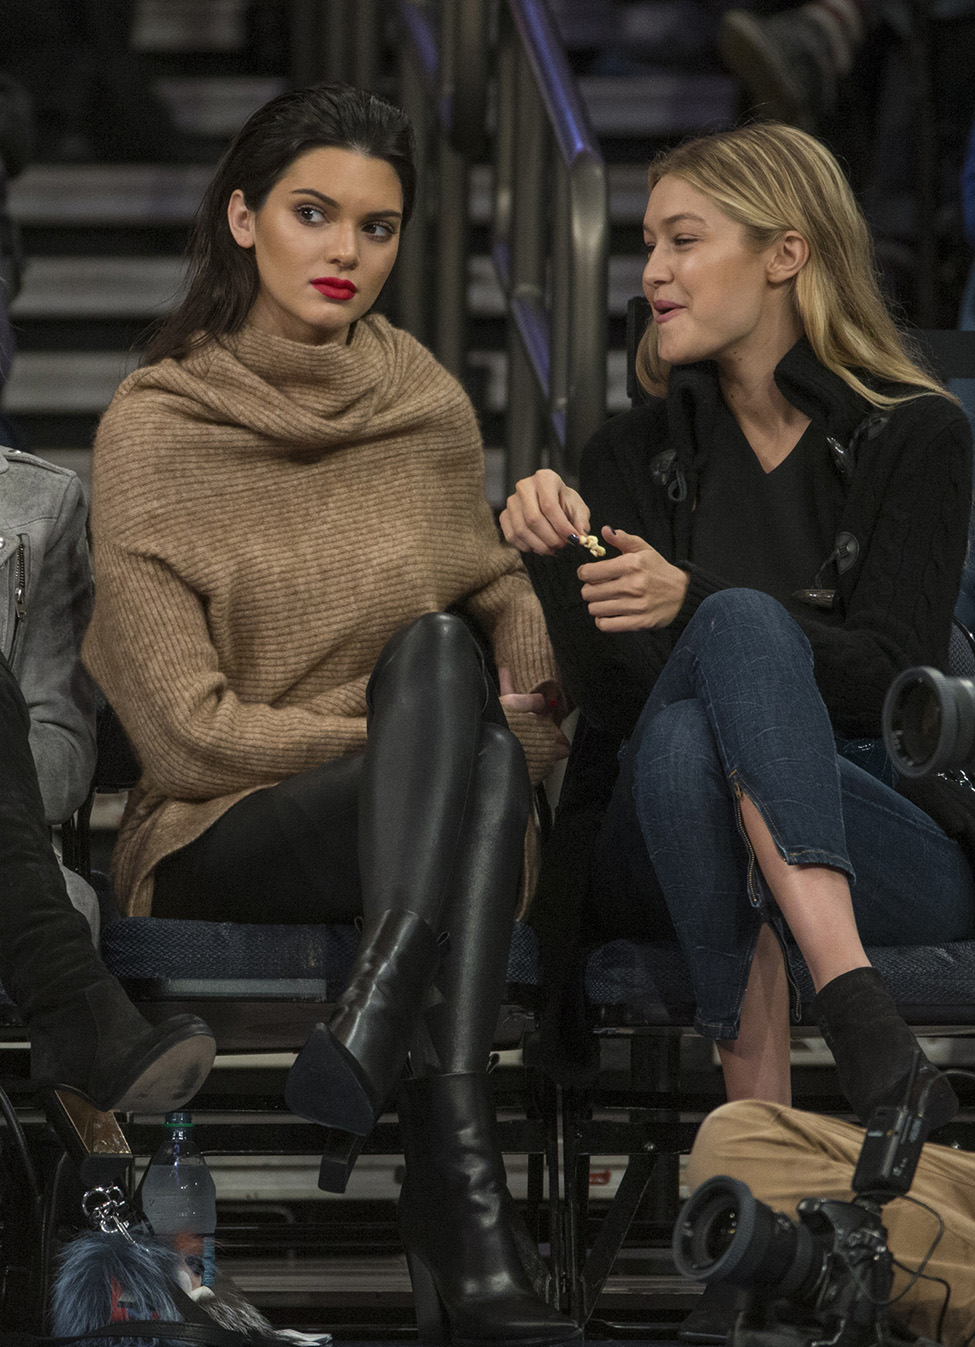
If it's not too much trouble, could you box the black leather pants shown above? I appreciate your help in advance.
[155,613,533,1073]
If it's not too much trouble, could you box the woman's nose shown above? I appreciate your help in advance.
[642,248,669,296]
[329,222,359,267]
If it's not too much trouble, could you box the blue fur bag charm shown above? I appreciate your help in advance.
[50,1226,183,1335]
[50,1185,182,1343]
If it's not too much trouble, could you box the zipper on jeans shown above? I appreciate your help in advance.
[732,779,762,909]
[732,778,802,1023]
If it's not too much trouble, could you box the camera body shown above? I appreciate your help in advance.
[672,1102,939,1347]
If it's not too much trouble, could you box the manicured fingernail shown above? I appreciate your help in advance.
[568,534,579,544]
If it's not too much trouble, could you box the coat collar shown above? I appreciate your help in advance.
[659,338,877,503]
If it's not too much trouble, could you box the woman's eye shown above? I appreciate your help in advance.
[296,204,326,224]
[363,221,396,241]
[673,236,695,246]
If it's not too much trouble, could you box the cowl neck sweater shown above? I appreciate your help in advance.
[85,315,558,915]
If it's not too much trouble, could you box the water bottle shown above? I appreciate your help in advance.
[139,1111,217,1288]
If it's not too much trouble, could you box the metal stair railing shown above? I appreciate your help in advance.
[290,0,609,488]
[491,0,608,488]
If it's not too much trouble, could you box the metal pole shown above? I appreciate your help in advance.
[397,39,431,343]
[506,42,549,489]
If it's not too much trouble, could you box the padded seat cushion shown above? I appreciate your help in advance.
[98,916,542,998]
[585,938,975,1027]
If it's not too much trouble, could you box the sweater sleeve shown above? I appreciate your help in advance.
[84,542,369,799]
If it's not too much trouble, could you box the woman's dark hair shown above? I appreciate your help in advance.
[142,82,417,365]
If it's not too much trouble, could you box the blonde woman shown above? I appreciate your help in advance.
[502,122,974,1124]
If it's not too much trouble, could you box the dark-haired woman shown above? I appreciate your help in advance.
[84,83,578,1346]
[503,121,975,1129]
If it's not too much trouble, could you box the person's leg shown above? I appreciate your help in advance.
[627,590,962,1121]
[397,717,581,1343]
[716,922,792,1104]
[688,1099,975,1345]
[0,653,214,1111]
[286,614,516,1159]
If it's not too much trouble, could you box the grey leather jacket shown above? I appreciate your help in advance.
[1,448,96,825]
[1,449,100,939]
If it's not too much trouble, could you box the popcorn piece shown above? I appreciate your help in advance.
[578,533,606,558]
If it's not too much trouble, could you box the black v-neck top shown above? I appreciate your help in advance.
[690,398,846,621]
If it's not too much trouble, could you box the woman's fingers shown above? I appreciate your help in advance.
[578,532,689,629]
[499,469,590,554]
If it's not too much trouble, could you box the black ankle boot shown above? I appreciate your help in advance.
[398,1072,582,1346]
[29,979,215,1113]
[285,908,441,1187]
[812,966,958,1129]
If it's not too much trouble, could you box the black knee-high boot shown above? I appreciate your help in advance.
[0,658,215,1112]
[285,615,495,1179]
[397,720,579,1344]
[399,1073,581,1346]
[812,966,958,1128]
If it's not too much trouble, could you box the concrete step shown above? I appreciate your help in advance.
[133,0,248,52]
[156,75,287,136]
[10,160,657,233]
[7,346,632,422]
[10,252,644,325]
[11,256,185,320]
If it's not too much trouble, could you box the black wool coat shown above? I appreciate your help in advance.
[524,338,973,1082]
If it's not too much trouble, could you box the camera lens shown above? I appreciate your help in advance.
[673,1177,823,1302]
[883,667,975,776]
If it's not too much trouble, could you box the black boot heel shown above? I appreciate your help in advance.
[317,1127,366,1194]
[405,1248,451,1345]
[285,1023,377,1135]
[286,908,441,1142]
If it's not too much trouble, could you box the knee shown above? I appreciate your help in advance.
[686,1099,788,1191]
[397,612,482,669]
[696,588,789,630]
[370,612,484,704]
[690,589,812,664]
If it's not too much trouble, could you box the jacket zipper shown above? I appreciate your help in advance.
[8,539,26,663]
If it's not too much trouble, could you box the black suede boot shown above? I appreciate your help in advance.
[28,979,216,1113]
[812,966,958,1129]
[285,908,442,1176]
[398,1072,582,1346]
[0,661,215,1113]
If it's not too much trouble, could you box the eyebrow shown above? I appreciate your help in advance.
[644,212,708,233]
[289,188,403,220]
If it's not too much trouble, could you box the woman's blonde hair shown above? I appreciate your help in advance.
[636,122,949,406]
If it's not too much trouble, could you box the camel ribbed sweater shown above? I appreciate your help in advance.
[84,316,559,916]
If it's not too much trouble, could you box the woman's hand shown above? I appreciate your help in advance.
[580,527,690,631]
[498,667,571,759]
[499,470,590,555]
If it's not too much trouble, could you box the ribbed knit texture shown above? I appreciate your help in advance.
[84,316,559,916]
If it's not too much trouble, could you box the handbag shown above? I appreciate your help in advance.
[897,767,975,872]
[24,1184,331,1347]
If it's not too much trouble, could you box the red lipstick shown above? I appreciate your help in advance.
[312,277,357,301]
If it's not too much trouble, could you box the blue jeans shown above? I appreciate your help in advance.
[592,590,975,1040]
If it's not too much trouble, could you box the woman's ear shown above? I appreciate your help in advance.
[768,229,809,283]
[227,190,255,249]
